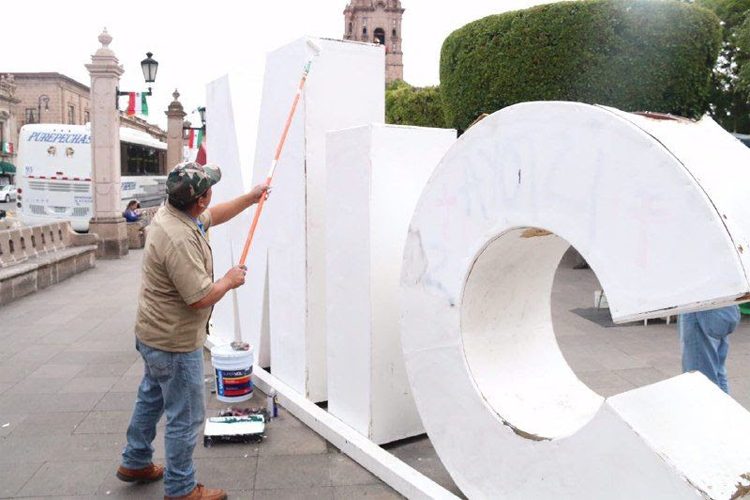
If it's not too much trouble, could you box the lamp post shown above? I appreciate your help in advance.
[116,52,158,109]
[36,94,49,124]
[183,106,206,160]
[183,106,206,131]
[141,52,158,86]
[198,106,206,127]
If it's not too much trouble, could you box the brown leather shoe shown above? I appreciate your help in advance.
[164,484,227,500]
[116,463,164,483]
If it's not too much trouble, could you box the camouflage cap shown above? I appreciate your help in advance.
[166,162,222,206]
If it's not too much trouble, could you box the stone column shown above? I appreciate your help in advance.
[85,29,128,258]
[165,89,186,173]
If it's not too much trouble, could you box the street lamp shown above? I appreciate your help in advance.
[197,106,206,127]
[183,106,206,131]
[116,51,159,109]
[183,106,206,158]
[141,52,158,85]
[37,95,49,124]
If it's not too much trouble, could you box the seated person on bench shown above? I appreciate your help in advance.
[123,200,141,223]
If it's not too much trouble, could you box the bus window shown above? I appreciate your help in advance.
[121,142,161,176]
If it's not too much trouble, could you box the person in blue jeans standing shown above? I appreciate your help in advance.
[679,305,741,394]
[116,162,268,500]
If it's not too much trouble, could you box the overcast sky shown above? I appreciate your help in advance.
[3,0,559,129]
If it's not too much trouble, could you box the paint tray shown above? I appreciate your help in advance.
[203,414,265,447]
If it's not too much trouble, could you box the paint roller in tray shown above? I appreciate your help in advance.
[203,414,266,447]
[237,38,322,269]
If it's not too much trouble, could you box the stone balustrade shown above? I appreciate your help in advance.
[0,221,98,305]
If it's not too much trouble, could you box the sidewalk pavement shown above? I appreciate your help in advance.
[2,250,750,499]
[553,265,750,409]
[0,251,401,499]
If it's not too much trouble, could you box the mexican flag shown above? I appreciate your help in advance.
[196,140,207,165]
[187,129,204,149]
[2,142,13,154]
[140,93,149,117]
[126,92,136,116]
[126,92,149,117]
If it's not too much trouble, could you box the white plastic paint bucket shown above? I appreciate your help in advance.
[210,344,254,403]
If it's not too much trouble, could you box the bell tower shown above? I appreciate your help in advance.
[343,0,404,84]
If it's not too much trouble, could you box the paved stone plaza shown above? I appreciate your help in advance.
[1,250,749,499]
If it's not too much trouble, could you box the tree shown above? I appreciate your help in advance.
[440,0,722,132]
[694,0,750,132]
[385,80,447,128]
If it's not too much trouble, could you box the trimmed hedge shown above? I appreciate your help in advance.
[440,0,722,131]
[385,80,447,128]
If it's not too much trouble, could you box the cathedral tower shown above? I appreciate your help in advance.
[343,0,404,84]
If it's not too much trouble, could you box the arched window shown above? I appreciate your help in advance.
[349,22,353,34]
[363,26,368,36]
[392,28,397,38]
[374,28,386,45]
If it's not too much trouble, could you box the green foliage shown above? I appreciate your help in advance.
[736,15,750,91]
[385,80,447,128]
[695,0,750,30]
[696,0,750,132]
[440,0,722,131]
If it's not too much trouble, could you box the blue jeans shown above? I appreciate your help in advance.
[122,339,206,497]
[679,305,740,394]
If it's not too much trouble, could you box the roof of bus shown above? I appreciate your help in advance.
[120,126,167,150]
[20,123,167,150]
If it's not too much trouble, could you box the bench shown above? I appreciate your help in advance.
[126,206,160,249]
[0,221,98,305]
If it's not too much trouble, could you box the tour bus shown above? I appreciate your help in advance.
[16,123,167,231]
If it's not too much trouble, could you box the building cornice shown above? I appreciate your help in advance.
[2,72,90,93]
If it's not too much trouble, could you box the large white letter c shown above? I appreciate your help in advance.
[401,102,750,499]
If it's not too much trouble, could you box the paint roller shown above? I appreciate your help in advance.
[229,38,321,351]
[237,38,322,267]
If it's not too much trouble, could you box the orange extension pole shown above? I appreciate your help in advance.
[238,45,320,267]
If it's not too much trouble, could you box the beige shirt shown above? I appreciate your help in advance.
[135,203,214,352]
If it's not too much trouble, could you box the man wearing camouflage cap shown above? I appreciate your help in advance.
[117,161,268,500]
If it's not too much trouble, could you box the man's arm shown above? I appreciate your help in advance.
[209,184,268,227]
[189,265,246,309]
